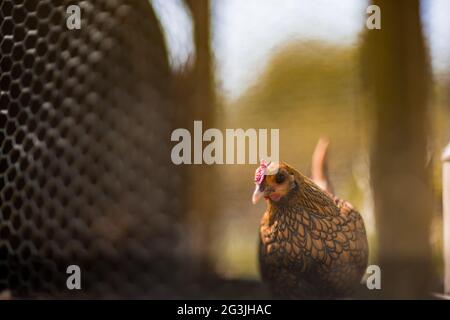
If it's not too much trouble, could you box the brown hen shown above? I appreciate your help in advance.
[252,154,368,299]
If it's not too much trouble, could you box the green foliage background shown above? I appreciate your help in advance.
[211,40,448,280]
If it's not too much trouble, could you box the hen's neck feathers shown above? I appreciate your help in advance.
[267,169,337,220]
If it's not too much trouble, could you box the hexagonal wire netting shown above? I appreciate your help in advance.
[0,0,190,298]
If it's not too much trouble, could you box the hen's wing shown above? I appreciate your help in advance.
[283,188,368,295]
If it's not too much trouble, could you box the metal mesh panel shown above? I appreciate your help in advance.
[0,0,188,298]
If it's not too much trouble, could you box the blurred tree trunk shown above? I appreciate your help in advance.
[363,0,433,298]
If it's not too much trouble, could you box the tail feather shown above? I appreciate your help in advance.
[311,137,334,195]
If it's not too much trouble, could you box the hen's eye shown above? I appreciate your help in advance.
[275,173,285,184]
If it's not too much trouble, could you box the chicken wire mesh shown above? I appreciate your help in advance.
[0,0,193,298]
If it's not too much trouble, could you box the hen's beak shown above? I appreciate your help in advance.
[252,185,264,204]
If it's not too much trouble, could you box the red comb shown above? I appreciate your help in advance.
[255,160,270,184]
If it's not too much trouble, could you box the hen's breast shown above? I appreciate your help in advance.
[259,215,326,299]
[258,199,368,299]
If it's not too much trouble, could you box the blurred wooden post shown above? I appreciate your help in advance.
[364,0,433,298]
[183,0,216,273]
[443,143,450,294]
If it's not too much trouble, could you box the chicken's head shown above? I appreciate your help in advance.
[252,161,297,204]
